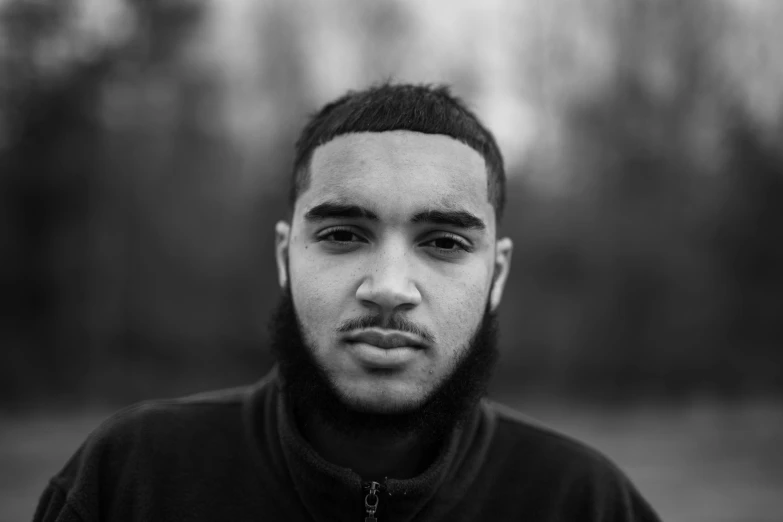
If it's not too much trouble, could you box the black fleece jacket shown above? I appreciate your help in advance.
[34,368,660,521]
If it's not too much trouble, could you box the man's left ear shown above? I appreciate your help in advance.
[489,237,513,312]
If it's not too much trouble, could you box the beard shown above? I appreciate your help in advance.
[269,286,499,445]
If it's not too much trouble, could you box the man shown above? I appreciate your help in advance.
[35,83,660,521]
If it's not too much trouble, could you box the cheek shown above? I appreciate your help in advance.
[287,245,352,338]
[428,272,488,351]
[288,252,327,326]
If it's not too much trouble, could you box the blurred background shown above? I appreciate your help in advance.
[1,0,782,520]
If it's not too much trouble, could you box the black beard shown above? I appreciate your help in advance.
[269,287,499,445]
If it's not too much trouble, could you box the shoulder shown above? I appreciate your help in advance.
[45,384,258,520]
[480,399,661,521]
[80,385,251,457]
[103,385,250,433]
[484,399,613,466]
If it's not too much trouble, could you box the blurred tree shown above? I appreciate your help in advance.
[712,113,783,393]
[1,0,110,404]
[503,0,783,399]
[0,0,270,406]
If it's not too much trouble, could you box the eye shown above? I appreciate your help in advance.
[431,237,462,250]
[326,229,361,243]
[422,234,472,255]
[316,227,367,248]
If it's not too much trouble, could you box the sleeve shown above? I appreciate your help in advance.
[32,481,85,522]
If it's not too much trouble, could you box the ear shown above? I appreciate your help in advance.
[275,221,291,289]
[489,237,513,312]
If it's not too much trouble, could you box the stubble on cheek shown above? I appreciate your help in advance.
[432,274,486,345]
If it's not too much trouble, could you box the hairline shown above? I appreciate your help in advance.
[292,130,502,223]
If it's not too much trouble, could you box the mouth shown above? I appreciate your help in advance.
[343,329,427,350]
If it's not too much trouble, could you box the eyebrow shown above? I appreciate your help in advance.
[411,209,486,230]
[304,202,486,231]
[304,203,379,222]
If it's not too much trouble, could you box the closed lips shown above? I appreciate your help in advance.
[345,330,425,349]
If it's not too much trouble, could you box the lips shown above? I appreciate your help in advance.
[345,329,426,350]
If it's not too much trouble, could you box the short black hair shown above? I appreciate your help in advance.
[290,83,506,221]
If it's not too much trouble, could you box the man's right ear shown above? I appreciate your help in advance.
[275,221,291,289]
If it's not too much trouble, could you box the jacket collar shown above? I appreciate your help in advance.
[247,367,495,521]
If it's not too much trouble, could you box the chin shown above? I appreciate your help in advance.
[336,376,429,414]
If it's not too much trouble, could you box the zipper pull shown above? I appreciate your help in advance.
[363,481,381,521]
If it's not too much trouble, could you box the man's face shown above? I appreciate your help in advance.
[275,130,512,414]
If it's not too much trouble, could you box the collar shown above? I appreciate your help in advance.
[245,367,496,521]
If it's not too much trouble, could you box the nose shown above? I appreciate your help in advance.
[355,241,422,314]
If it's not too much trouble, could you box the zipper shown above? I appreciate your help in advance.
[362,480,385,521]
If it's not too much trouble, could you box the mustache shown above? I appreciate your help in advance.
[337,314,435,344]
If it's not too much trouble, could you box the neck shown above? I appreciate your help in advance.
[298,408,440,481]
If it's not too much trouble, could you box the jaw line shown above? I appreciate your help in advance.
[270,287,499,442]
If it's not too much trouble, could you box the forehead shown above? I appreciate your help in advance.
[300,130,493,223]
